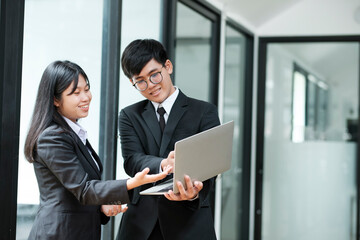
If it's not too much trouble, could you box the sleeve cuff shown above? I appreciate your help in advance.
[189,194,199,201]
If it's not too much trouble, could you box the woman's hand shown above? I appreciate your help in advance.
[126,166,172,190]
[101,204,128,217]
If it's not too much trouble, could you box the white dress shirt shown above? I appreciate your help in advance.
[151,86,179,123]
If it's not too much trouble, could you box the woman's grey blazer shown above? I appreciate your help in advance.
[28,124,131,240]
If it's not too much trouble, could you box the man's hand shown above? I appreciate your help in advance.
[164,175,203,201]
[126,166,172,190]
[161,151,175,172]
[101,204,128,217]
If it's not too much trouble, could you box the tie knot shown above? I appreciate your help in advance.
[157,106,166,116]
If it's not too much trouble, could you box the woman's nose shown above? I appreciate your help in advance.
[81,91,91,101]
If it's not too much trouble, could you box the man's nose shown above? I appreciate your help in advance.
[147,79,157,88]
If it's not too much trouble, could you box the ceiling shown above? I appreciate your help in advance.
[208,0,360,33]
[218,0,303,27]
[206,0,360,84]
[280,43,358,82]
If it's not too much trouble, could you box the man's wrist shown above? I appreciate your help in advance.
[189,194,199,201]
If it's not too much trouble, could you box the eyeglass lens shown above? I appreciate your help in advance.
[134,71,163,91]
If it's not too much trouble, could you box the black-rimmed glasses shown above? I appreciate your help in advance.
[132,67,164,91]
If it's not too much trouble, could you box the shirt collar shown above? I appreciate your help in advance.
[62,116,88,145]
[151,87,179,114]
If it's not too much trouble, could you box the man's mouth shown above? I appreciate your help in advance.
[150,88,161,96]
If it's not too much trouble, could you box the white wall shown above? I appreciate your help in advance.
[262,141,357,240]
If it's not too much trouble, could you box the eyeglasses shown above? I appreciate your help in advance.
[132,67,164,92]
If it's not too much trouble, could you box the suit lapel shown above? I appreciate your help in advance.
[142,101,162,148]
[159,91,188,156]
[73,135,102,179]
[86,140,103,173]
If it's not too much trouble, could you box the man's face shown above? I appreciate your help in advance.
[131,58,175,103]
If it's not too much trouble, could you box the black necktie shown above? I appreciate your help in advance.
[157,106,166,133]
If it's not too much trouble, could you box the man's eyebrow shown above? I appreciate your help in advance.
[133,76,143,81]
[133,68,160,80]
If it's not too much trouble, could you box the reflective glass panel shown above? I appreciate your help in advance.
[175,2,212,102]
[221,24,247,240]
[115,0,162,236]
[17,0,103,238]
[262,42,359,240]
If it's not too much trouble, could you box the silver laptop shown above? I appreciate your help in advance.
[140,121,234,195]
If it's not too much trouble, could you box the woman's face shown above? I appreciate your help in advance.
[54,74,92,122]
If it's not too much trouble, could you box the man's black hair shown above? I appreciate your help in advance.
[121,39,168,79]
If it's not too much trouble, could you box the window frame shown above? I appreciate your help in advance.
[99,0,123,238]
[0,0,25,239]
[224,18,254,240]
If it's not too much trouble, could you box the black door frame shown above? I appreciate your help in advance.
[225,18,254,240]
[170,0,221,106]
[255,35,360,240]
[0,0,25,239]
[99,0,122,239]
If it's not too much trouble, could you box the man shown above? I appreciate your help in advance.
[116,39,219,240]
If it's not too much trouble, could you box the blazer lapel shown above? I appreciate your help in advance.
[86,140,103,173]
[159,91,188,156]
[142,101,162,148]
[73,135,102,179]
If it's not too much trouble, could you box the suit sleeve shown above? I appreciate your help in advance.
[36,132,131,205]
[186,103,220,209]
[119,109,163,176]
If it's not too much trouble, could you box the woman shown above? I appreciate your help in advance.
[24,60,170,240]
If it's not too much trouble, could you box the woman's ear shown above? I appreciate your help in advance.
[54,97,60,107]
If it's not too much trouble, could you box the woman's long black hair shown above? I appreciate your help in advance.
[24,60,89,163]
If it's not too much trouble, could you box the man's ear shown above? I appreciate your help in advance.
[165,59,173,74]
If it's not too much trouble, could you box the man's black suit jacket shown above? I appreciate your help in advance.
[117,91,220,240]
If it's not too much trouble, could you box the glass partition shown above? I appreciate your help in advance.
[115,0,162,236]
[262,42,359,240]
[291,69,307,142]
[17,0,103,238]
[291,64,329,142]
[174,2,212,102]
[220,24,247,240]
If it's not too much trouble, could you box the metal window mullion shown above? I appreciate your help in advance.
[0,0,25,239]
[99,0,122,239]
